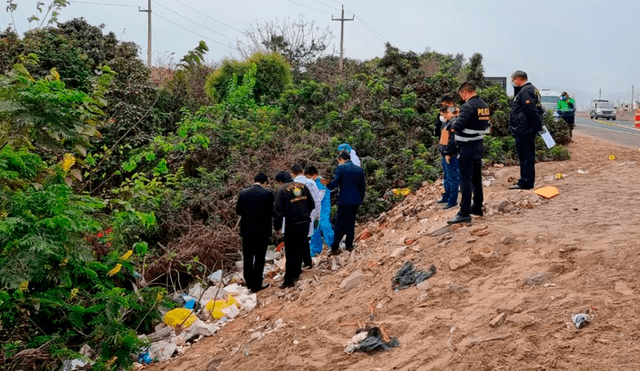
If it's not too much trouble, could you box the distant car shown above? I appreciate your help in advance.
[590,100,616,120]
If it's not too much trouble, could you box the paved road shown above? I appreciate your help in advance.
[575,117,640,149]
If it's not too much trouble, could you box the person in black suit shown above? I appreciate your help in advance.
[236,172,274,293]
[326,151,366,255]
[273,171,315,288]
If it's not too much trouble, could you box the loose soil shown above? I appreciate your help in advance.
[145,132,640,371]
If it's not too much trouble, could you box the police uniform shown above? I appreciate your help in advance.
[450,95,490,220]
[273,181,315,285]
[509,82,544,189]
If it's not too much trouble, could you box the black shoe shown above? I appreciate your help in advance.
[345,246,354,252]
[469,204,483,216]
[329,249,341,256]
[251,283,270,293]
[509,184,532,190]
[279,282,294,289]
[447,214,472,224]
[436,197,448,204]
[442,203,457,210]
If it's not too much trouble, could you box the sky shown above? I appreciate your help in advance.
[4,0,640,110]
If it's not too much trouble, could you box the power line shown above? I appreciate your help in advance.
[169,0,243,34]
[309,0,340,11]
[152,0,234,42]
[342,4,387,43]
[286,0,332,16]
[152,12,234,50]
[68,0,136,7]
[345,24,379,53]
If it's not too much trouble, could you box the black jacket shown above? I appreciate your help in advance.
[236,184,275,238]
[451,96,490,145]
[273,181,315,231]
[327,161,366,206]
[438,120,458,156]
[434,115,444,139]
[509,82,544,136]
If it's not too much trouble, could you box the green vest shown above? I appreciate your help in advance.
[557,98,575,112]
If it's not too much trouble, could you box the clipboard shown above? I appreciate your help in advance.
[439,129,450,146]
[538,125,555,149]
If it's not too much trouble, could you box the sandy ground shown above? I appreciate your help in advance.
[144,132,640,371]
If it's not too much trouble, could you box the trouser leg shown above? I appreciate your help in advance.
[444,157,460,206]
[242,236,256,290]
[515,133,536,188]
[331,206,348,251]
[471,145,484,209]
[344,205,359,249]
[457,145,474,217]
[441,156,450,199]
[252,236,268,290]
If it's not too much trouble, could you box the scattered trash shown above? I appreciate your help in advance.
[137,351,152,365]
[533,186,560,199]
[184,299,196,309]
[62,359,90,371]
[205,295,239,319]
[577,169,589,174]
[208,270,223,283]
[571,313,591,329]
[392,188,411,197]
[556,173,563,179]
[392,262,436,291]
[163,308,197,328]
[525,272,549,286]
[609,154,616,160]
[344,326,400,354]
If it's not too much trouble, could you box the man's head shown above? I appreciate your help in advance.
[561,92,569,100]
[439,106,452,122]
[254,172,268,185]
[290,164,304,177]
[337,151,351,164]
[304,165,319,180]
[275,171,292,185]
[440,94,455,107]
[457,82,477,102]
[510,70,528,87]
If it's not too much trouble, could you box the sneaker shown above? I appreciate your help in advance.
[329,249,341,256]
[279,282,295,289]
[436,197,448,204]
[442,203,457,210]
[447,214,472,224]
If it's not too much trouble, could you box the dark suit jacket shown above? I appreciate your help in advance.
[327,161,366,206]
[236,184,275,238]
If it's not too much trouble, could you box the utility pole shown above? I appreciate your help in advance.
[139,0,152,69]
[599,88,601,100]
[632,85,635,110]
[332,5,354,72]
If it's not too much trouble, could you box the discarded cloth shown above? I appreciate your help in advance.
[392,262,436,291]
[345,326,400,354]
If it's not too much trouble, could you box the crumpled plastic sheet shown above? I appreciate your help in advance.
[392,261,436,291]
[357,335,400,352]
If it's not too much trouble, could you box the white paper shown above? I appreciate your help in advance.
[539,125,556,149]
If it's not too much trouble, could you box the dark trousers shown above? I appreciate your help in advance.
[283,224,309,285]
[514,133,537,188]
[457,141,484,217]
[331,205,359,251]
[442,156,460,206]
[562,116,575,137]
[242,235,269,290]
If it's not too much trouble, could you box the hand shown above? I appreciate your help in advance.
[445,155,451,164]
[276,230,283,236]
[320,178,330,185]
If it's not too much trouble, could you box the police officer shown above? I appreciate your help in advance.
[273,171,315,288]
[447,82,490,224]
[557,91,576,138]
[509,70,544,190]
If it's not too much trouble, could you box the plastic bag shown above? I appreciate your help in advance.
[205,295,239,319]
[163,308,197,328]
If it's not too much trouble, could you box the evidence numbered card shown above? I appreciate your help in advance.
[539,125,556,149]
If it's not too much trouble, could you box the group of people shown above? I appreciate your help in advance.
[235,145,365,292]
[435,70,546,224]
[237,70,550,292]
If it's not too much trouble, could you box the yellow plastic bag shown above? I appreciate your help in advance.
[163,308,197,328]
[205,295,239,319]
[392,188,411,197]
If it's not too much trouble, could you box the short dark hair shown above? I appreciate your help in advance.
[275,171,292,183]
[562,91,568,96]
[290,164,304,175]
[338,151,351,161]
[511,70,528,80]
[458,82,476,93]
[304,165,318,176]
[439,106,449,113]
[254,172,268,184]
[440,95,454,104]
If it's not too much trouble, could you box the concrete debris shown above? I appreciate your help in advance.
[339,270,371,290]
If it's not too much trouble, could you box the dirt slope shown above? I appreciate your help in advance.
[145,132,640,371]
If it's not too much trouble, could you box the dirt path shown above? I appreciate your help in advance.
[144,133,640,371]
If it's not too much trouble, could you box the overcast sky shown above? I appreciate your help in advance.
[4,0,640,109]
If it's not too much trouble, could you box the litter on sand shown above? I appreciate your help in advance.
[344,326,400,354]
[571,313,591,330]
[533,186,560,199]
[392,261,436,291]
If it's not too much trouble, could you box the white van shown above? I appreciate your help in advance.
[590,100,616,120]
[539,89,561,112]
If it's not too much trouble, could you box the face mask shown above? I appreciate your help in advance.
[439,115,446,122]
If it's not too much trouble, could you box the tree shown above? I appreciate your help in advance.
[464,52,485,88]
[236,17,333,79]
